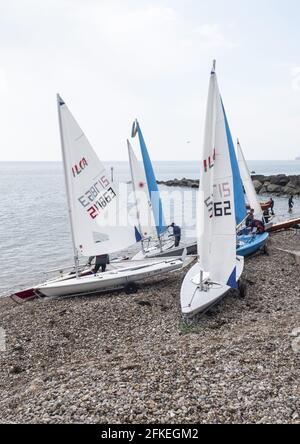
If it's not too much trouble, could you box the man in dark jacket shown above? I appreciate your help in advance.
[288,196,294,212]
[169,223,181,247]
[87,254,109,273]
[270,197,275,216]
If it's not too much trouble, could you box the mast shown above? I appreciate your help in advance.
[198,59,217,288]
[237,138,264,222]
[212,59,216,73]
[127,140,145,254]
[56,94,79,278]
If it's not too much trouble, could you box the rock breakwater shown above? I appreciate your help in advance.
[158,174,300,196]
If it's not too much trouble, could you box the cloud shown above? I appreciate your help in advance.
[0,2,246,161]
[194,24,237,49]
[67,3,237,78]
[291,67,300,92]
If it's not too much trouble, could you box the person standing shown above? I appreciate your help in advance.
[169,223,181,247]
[87,254,109,273]
[288,195,294,212]
[270,197,275,216]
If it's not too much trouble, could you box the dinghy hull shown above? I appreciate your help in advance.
[35,258,186,298]
[266,218,300,233]
[180,256,244,317]
[236,232,269,257]
[246,200,272,212]
[132,239,175,260]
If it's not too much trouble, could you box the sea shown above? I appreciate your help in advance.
[1,160,300,297]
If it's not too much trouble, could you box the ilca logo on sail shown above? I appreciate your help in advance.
[72,157,88,177]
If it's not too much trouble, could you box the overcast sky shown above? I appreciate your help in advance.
[0,0,299,161]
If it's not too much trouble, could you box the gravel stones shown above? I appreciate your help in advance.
[0,232,299,424]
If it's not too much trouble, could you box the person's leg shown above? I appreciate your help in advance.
[175,236,180,247]
[93,256,101,273]
[101,264,106,273]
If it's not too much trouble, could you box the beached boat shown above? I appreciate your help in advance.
[12,95,190,300]
[219,96,269,257]
[127,137,175,259]
[35,257,188,298]
[236,232,269,256]
[181,61,244,317]
[129,120,191,259]
[246,200,273,211]
[236,139,269,255]
[266,217,300,233]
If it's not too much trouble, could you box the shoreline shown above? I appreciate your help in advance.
[158,174,300,196]
[0,232,299,423]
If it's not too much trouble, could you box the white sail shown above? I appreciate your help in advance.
[237,139,263,219]
[127,140,157,240]
[57,95,137,257]
[198,65,237,286]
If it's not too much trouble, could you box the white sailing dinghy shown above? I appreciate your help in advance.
[235,139,270,256]
[181,62,244,317]
[129,121,175,259]
[237,139,264,221]
[16,95,188,299]
[127,140,166,251]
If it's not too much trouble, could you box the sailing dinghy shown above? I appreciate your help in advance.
[181,62,244,317]
[221,97,269,258]
[12,95,189,300]
[129,121,176,259]
[236,139,269,256]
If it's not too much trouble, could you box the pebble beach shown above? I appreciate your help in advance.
[0,231,299,424]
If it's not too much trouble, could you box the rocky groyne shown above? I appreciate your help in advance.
[158,174,300,196]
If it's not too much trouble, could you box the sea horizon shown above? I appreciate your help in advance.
[1,159,299,180]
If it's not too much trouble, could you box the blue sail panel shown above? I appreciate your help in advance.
[136,122,166,236]
[221,100,247,225]
[134,226,142,242]
[227,267,237,289]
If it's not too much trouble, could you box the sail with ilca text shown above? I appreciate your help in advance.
[198,64,237,288]
[57,94,137,256]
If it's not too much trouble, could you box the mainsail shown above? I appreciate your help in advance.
[57,94,137,257]
[221,101,247,226]
[127,140,157,240]
[132,120,166,237]
[198,63,237,288]
[237,139,263,219]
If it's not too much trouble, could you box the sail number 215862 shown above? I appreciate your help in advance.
[204,181,232,218]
